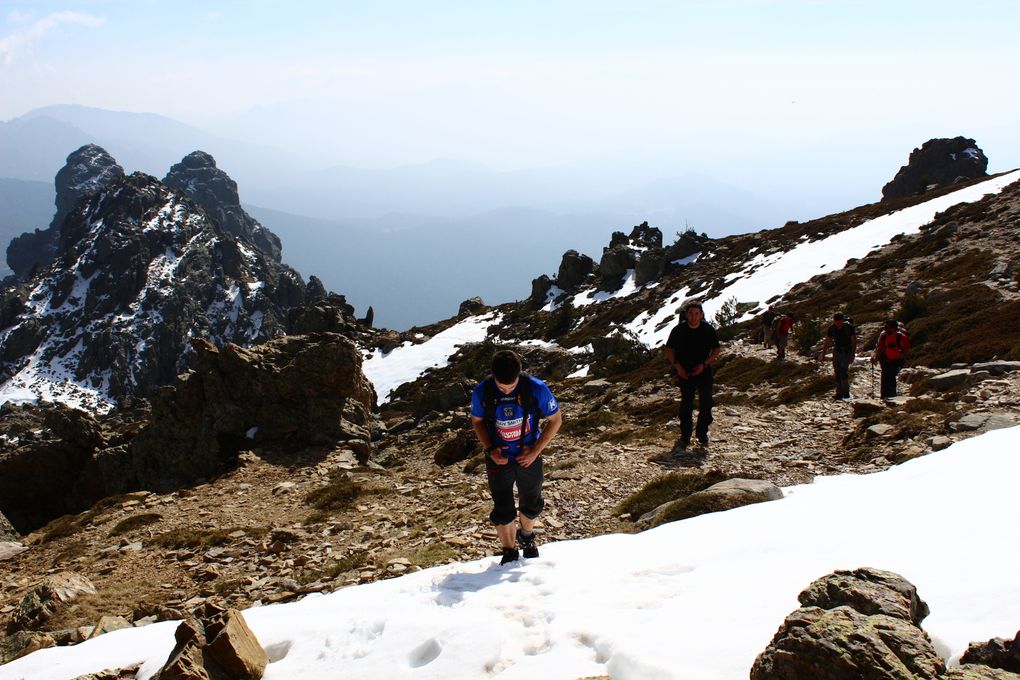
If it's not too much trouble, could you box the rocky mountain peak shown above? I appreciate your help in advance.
[163,151,282,262]
[6,145,125,280]
[0,158,362,410]
[881,136,989,201]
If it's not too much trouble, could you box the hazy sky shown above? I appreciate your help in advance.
[2,1,1019,181]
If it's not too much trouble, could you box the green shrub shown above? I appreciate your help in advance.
[591,331,651,377]
[792,315,826,356]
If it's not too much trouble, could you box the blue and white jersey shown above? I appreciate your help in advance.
[470,375,559,458]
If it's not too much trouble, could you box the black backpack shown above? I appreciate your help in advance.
[482,373,538,446]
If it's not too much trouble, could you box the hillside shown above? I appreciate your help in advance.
[2,163,1020,677]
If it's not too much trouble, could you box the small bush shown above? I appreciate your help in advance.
[591,331,651,377]
[896,292,928,324]
[305,477,364,513]
[793,315,827,356]
[614,469,729,521]
[407,542,459,567]
[109,513,163,536]
[152,527,236,549]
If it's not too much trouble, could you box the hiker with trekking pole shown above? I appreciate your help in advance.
[819,312,857,400]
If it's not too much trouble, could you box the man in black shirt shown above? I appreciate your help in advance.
[664,302,722,451]
[819,312,857,400]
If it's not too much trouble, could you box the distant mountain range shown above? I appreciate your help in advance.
[0,104,917,328]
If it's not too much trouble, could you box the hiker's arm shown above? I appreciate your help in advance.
[472,416,507,465]
[851,334,857,356]
[519,411,562,467]
[820,336,831,361]
[665,347,689,379]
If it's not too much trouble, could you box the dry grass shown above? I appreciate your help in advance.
[108,513,163,537]
[614,469,729,521]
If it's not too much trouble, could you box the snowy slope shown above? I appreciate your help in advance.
[3,425,1018,680]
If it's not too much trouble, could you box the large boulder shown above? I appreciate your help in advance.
[752,568,943,680]
[155,602,268,680]
[639,478,782,528]
[797,567,930,626]
[7,572,98,634]
[598,244,637,290]
[750,605,944,680]
[556,250,595,291]
[881,137,988,201]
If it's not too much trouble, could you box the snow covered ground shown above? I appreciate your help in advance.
[4,425,1018,680]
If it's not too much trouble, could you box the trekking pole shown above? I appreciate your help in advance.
[870,363,876,399]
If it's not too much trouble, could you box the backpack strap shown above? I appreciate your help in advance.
[516,373,539,446]
[482,376,498,431]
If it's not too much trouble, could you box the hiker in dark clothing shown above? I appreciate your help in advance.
[760,306,777,348]
[871,319,911,400]
[470,350,562,565]
[820,312,857,400]
[664,302,721,451]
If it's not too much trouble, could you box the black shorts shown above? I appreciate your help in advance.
[485,456,544,525]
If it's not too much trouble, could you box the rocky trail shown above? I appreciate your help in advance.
[4,336,1018,657]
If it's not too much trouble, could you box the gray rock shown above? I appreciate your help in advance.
[529,273,553,307]
[930,369,972,391]
[85,615,133,640]
[971,361,1020,375]
[951,413,990,432]
[598,244,636,290]
[865,423,895,440]
[556,250,595,291]
[0,542,28,561]
[929,436,953,451]
[0,510,18,541]
[640,478,782,528]
[943,666,1020,680]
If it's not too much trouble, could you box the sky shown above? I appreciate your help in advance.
[3,423,1018,679]
[1,1,1019,186]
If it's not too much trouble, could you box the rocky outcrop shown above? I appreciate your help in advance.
[882,137,988,201]
[751,568,943,680]
[7,572,97,634]
[163,151,282,262]
[0,402,106,533]
[0,334,375,534]
[83,333,377,498]
[6,145,124,280]
[458,296,487,316]
[598,244,637,290]
[556,250,596,291]
[961,631,1020,674]
[155,602,268,680]
[286,294,361,336]
[0,509,17,541]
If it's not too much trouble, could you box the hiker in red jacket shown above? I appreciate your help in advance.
[871,319,911,399]
[773,313,795,360]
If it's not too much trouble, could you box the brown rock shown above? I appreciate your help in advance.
[8,572,98,634]
[797,567,930,626]
[205,610,269,679]
[0,630,57,664]
[750,605,944,680]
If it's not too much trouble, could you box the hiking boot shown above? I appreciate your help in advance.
[516,529,539,559]
[672,437,691,456]
[499,547,520,565]
[696,434,709,446]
